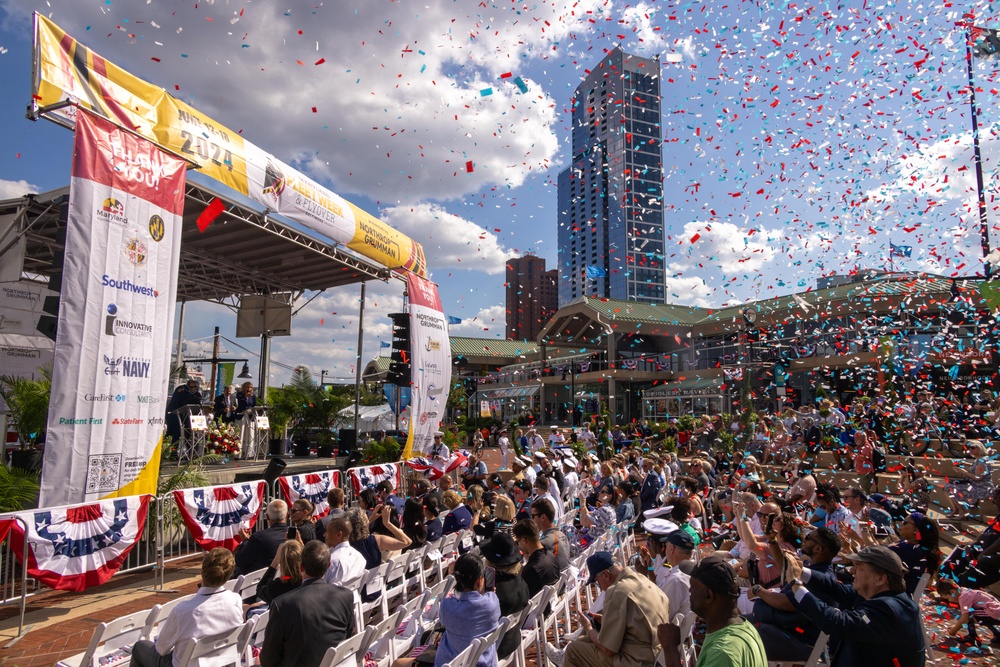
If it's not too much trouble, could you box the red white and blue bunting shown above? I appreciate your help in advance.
[347,463,402,495]
[406,452,468,481]
[6,495,151,592]
[277,470,342,519]
[173,481,266,551]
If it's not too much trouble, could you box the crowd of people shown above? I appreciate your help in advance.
[133,394,1000,667]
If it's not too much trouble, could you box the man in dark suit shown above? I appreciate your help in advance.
[214,384,237,423]
[259,540,357,667]
[233,499,288,577]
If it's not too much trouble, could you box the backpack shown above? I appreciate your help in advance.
[872,444,887,473]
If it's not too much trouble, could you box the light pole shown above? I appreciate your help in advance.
[320,369,329,388]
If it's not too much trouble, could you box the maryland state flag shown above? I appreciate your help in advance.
[972,26,1000,58]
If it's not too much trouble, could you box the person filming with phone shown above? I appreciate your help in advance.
[233,499,289,577]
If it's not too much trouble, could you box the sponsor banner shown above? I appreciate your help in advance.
[173,481,266,552]
[277,470,342,519]
[40,111,185,506]
[405,452,468,481]
[347,464,402,495]
[402,274,452,458]
[33,14,426,277]
[0,280,55,336]
[6,495,150,592]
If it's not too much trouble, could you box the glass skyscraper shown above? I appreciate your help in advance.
[557,47,664,305]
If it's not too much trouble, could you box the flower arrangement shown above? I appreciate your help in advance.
[207,422,240,458]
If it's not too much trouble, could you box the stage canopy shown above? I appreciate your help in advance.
[0,170,394,307]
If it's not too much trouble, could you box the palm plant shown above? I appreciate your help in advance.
[0,368,51,450]
[0,466,40,512]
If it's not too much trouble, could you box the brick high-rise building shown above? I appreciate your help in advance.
[557,46,664,305]
[506,254,558,341]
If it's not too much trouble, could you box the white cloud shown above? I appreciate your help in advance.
[448,304,507,337]
[0,178,37,200]
[10,0,605,202]
[619,2,696,61]
[381,203,513,275]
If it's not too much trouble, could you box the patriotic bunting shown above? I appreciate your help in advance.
[347,463,402,495]
[406,452,469,481]
[173,481,266,551]
[277,470,342,519]
[7,495,151,592]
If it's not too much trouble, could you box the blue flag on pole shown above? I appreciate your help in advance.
[380,340,391,348]
[586,265,607,278]
[447,316,462,324]
[890,243,912,258]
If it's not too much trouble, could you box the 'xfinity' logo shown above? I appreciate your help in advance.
[104,355,152,378]
[105,304,153,338]
[102,275,159,298]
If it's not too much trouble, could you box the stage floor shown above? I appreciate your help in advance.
[159,453,350,486]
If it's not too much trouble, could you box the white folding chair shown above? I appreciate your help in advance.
[391,590,432,659]
[525,585,557,667]
[404,544,430,595]
[556,567,581,636]
[236,566,269,600]
[438,532,460,576]
[423,537,445,584]
[768,632,829,667]
[441,638,484,667]
[381,554,412,618]
[498,606,532,667]
[174,621,249,667]
[142,594,195,640]
[56,608,155,667]
[677,611,698,667]
[318,627,377,667]
[224,574,244,593]
[466,618,511,667]
[362,607,407,667]
[243,609,270,666]
[359,563,389,623]
[912,572,931,602]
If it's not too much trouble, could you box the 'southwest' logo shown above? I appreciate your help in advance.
[104,355,151,378]
[98,198,129,226]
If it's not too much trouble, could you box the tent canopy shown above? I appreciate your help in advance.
[335,404,409,433]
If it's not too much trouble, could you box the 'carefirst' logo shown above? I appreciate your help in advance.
[101,275,158,298]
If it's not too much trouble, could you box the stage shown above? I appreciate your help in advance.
[159,453,351,486]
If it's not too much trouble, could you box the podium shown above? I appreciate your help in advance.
[240,405,271,461]
[173,403,214,464]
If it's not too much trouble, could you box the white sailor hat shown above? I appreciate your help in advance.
[644,518,679,537]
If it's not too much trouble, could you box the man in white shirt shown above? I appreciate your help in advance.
[561,456,579,500]
[514,455,536,485]
[323,512,366,587]
[497,427,511,469]
[577,424,596,448]
[658,529,695,618]
[526,428,545,455]
[130,548,243,667]
[548,426,566,448]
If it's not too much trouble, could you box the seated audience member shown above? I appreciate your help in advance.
[577,487,618,547]
[659,529,695,618]
[814,483,851,534]
[474,494,517,540]
[377,479,406,514]
[288,498,317,543]
[659,556,767,667]
[555,551,672,667]
[443,490,474,535]
[130,548,243,667]
[480,533,530,661]
[314,488,346,543]
[533,475,563,522]
[888,512,941,596]
[324,510,367,587]
[423,495,444,542]
[462,454,488,490]
[513,519,560,597]
[936,578,1000,647]
[783,546,925,667]
[749,528,842,662]
[234,499,289,577]
[392,553,502,667]
[401,498,429,551]
[368,502,413,562]
[942,487,1000,589]
[511,479,534,521]
[531,498,569,571]
[250,540,304,612]
[260,541,357,667]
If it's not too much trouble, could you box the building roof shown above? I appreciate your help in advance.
[450,337,540,361]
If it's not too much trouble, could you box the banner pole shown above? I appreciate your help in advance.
[18,516,29,636]
[354,282,366,433]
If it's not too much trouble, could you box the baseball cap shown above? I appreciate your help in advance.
[665,529,696,551]
[586,551,615,585]
[690,555,740,599]
[845,545,905,578]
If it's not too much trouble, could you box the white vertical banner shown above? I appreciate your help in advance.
[403,273,451,457]
[40,111,186,506]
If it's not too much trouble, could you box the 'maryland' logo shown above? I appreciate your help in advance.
[98,198,129,226]
[104,355,152,378]
[123,238,149,267]
[101,274,158,297]
[105,303,153,338]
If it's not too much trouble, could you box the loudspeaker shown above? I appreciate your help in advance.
[262,457,287,485]
[338,428,357,454]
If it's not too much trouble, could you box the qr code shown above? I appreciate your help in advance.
[86,454,122,493]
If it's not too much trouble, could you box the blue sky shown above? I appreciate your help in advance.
[1,0,998,385]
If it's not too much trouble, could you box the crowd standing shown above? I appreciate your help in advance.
[133,394,1000,667]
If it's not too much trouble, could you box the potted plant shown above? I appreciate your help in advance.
[0,369,51,472]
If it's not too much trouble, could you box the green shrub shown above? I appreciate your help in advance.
[363,436,402,464]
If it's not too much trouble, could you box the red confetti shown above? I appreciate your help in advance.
[466,161,474,173]
[196,197,225,233]
[690,233,701,243]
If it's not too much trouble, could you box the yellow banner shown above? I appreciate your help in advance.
[33,14,426,276]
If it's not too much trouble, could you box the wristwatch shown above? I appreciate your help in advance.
[790,578,805,588]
